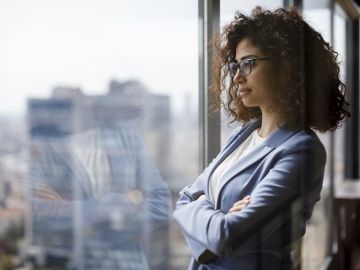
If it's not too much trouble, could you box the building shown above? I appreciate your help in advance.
[23,80,172,270]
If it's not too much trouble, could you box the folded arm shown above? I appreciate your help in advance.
[173,140,325,260]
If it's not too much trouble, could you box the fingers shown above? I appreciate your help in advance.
[228,195,251,213]
[33,184,63,201]
[126,189,144,205]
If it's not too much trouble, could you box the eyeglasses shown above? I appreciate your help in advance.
[228,57,271,77]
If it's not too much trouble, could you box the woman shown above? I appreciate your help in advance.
[28,95,171,269]
[173,7,350,270]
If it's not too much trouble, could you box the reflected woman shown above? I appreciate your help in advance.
[173,7,350,270]
[28,93,171,270]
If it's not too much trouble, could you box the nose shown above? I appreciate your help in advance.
[232,70,245,84]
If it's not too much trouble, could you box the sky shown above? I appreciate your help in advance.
[0,0,288,115]
[0,0,199,115]
[0,0,345,115]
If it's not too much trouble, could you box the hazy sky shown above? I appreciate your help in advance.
[0,0,199,114]
[0,0,288,115]
[0,0,344,115]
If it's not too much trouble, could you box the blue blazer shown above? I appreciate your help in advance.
[173,120,326,270]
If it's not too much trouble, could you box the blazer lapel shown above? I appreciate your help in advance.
[206,120,261,197]
[215,125,299,208]
[209,120,261,176]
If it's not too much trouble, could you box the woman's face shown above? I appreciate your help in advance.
[232,38,278,112]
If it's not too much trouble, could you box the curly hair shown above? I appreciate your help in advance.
[211,6,350,132]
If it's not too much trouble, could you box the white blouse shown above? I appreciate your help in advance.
[209,129,266,204]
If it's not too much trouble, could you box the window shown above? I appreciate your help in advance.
[302,3,348,269]
[0,1,198,269]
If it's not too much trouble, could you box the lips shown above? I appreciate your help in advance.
[239,88,251,97]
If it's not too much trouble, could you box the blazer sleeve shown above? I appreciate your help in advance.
[174,157,218,262]
[174,126,244,262]
[176,125,243,208]
[173,136,326,259]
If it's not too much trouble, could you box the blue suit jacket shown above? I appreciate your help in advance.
[173,120,326,270]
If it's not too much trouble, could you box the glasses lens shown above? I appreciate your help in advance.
[229,62,238,77]
[240,60,252,75]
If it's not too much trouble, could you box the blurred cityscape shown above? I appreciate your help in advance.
[0,79,199,270]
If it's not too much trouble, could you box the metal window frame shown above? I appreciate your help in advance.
[198,0,220,170]
[344,9,360,179]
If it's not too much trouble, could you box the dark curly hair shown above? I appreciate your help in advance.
[211,7,350,132]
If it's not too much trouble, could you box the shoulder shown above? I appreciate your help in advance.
[275,128,326,164]
[285,128,325,150]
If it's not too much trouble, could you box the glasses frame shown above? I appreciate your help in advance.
[228,57,272,77]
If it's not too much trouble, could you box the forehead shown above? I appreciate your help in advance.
[235,38,263,60]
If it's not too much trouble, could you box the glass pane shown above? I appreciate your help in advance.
[218,3,340,270]
[301,6,347,270]
[333,6,347,185]
[0,1,198,269]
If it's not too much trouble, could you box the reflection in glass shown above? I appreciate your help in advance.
[0,1,199,269]
[301,6,348,270]
[24,81,172,270]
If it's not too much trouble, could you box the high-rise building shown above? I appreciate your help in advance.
[24,80,172,270]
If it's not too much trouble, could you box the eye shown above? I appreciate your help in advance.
[239,60,252,74]
[228,62,239,76]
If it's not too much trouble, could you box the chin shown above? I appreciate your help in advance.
[241,100,258,108]
[241,97,262,108]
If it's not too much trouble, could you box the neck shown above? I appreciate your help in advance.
[258,108,281,138]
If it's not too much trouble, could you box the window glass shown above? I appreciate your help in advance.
[219,3,341,270]
[333,5,347,185]
[0,1,198,269]
[302,6,347,270]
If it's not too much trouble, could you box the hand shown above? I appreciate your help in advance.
[228,195,251,213]
[33,184,64,201]
[125,189,144,205]
[197,194,207,200]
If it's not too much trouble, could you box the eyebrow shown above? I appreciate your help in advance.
[239,54,258,61]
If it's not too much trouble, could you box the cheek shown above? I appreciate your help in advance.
[259,70,279,93]
[252,74,275,93]
[265,76,277,91]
